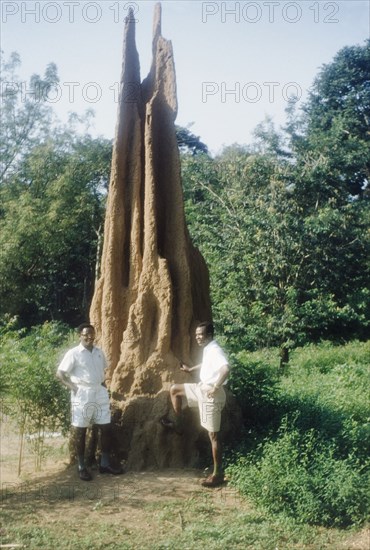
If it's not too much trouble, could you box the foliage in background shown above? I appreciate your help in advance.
[297,40,370,199]
[176,123,209,156]
[1,43,369,341]
[1,38,369,540]
[226,340,370,527]
[0,52,58,183]
[182,148,369,352]
[182,40,370,353]
[0,53,112,327]
[0,319,72,471]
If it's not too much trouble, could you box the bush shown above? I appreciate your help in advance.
[1,319,72,436]
[227,419,369,527]
[226,341,370,527]
[288,340,370,375]
[228,351,282,432]
[282,344,370,462]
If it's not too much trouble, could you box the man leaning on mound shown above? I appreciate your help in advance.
[56,323,123,481]
[161,321,230,488]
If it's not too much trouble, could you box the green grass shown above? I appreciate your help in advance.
[0,487,365,549]
[1,325,369,545]
[227,340,370,528]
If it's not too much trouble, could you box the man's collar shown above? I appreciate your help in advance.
[204,338,215,349]
[78,342,95,352]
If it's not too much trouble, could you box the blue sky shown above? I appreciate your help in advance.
[1,1,369,154]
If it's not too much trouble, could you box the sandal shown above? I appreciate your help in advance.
[201,474,225,488]
[159,415,184,435]
[78,467,92,481]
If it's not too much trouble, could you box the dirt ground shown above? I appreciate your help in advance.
[0,421,244,539]
[1,420,369,550]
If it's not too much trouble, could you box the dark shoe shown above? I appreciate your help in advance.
[99,465,123,475]
[160,415,175,429]
[201,474,225,488]
[78,467,92,481]
[159,415,183,435]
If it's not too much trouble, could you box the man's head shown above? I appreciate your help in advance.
[195,322,214,347]
[77,323,95,351]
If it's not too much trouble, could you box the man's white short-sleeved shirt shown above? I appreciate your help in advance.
[57,343,107,386]
[199,340,229,385]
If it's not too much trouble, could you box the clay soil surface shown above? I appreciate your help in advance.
[1,420,368,550]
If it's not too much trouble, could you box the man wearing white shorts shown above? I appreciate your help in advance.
[57,323,122,481]
[161,322,230,487]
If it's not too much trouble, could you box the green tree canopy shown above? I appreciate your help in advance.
[181,40,370,352]
[1,43,369,347]
[0,53,112,326]
[176,124,209,155]
[290,40,370,201]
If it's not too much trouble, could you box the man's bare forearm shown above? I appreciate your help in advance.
[213,365,230,387]
[56,371,77,392]
[180,362,201,373]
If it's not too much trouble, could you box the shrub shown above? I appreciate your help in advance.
[289,340,370,375]
[228,352,282,432]
[227,418,369,527]
[1,320,72,470]
[226,341,370,527]
[282,346,370,463]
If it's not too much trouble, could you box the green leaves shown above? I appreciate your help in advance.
[0,53,59,183]
[299,40,370,199]
[0,321,71,434]
[180,40,370,351]
[0,60,112,326]
[0,53,113,327]
[226,342,370,527]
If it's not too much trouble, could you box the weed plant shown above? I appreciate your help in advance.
[1,320,369,531]
[226,341,370,527]
[0,319,72,471]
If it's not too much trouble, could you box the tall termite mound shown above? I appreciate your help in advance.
[90,4,240,470]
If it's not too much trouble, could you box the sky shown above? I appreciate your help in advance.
[1,0,369,155]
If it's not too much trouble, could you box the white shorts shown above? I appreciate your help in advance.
[71,385,111,428]
[184,383,226,432]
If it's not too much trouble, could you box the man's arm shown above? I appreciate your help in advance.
[180,362,201,373]
[207,364,230,398]
[56,369,78,393]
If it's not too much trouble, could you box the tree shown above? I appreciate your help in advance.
[176,124,209,155]
[0,133,112,326]
[0,53,112,326]
[0,52,59,182]
[291,40,370,202]
[182,147,305,352]
[252,115,292,160]
[181,96,369,352]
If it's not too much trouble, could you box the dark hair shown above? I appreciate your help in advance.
[76,323,95,334]
[197,321,214,338]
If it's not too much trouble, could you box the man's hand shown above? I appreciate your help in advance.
[207,386,218,399]
[179,362,201,373]
[180,362,192,373]
[57,370,78,393]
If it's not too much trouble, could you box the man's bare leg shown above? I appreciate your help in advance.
[74,426,92,481]
[170,384,186,415]
[208,431,223,477]
[161,384,186,432]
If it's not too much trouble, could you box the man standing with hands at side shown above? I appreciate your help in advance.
[161,322,230,487]
[57,323,123,481]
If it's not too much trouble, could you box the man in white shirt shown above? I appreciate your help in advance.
[57,323,122,481]
[161,322,230,487]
